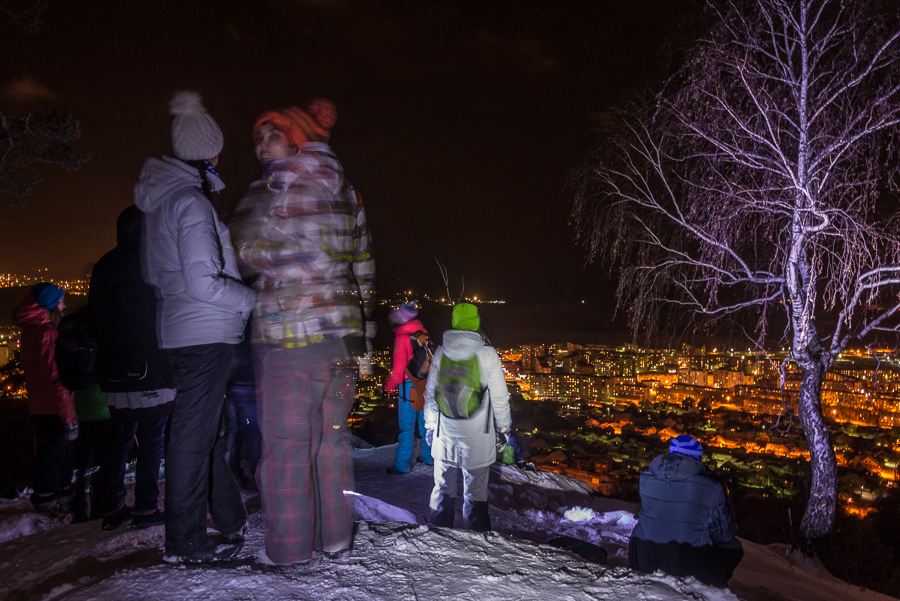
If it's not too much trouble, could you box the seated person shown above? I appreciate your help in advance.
[628,435,743,587]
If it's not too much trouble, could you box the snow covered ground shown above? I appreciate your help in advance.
[0,442,895,601]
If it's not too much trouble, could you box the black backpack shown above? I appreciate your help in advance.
[406,330,435,380]
[55,309,98,392]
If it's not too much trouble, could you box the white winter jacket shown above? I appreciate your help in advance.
[424,329,511,469]
[134,156,254,348]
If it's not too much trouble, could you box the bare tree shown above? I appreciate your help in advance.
[0,0,48,33]
[572,0,900,556]
[1,111,88,205]
[1,1,88,206]
[434,255,464,305]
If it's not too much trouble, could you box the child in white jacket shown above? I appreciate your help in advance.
[424,303,511,531]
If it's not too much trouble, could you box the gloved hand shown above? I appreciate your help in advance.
[65,420,79,442]
[496,429,510,453]
[425,429,434,447]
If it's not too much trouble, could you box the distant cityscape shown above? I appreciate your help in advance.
[353,340,900,519]
[3,275,898,519]
[0,272,88,296]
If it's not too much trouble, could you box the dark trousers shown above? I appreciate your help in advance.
[73,419,111,517]
[225,384,260,486]
[31,414,74,505]
[165,343,246,556]
[628,534,744,587]
[98,414,166,516]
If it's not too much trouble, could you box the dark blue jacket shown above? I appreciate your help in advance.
[631,452,737,547]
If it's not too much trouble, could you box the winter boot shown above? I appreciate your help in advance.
[101,504,133,531]
[131,509,165,529]
[430,496,456,528]
[463,501,491,532]
[57,483,76,513]
[30,491,58,514]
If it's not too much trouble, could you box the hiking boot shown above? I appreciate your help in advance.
[72,511,94,524]
[255,548,313,568]
[163,544,240,564]
[416,456,433,466]
[101,505,133,531]
[323,548,350,561]
[131,509,165,529]
[30,491,58,514]
[386,466,409,475]
[0,484,18,500]
[56,484,76,513]
[222,524,248,545]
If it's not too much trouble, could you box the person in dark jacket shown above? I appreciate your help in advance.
[628,435,743,587]
[89,205,175,531]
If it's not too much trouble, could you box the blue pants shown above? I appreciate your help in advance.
[392,379,432,472]
[225,384,260,485]
[98,414,166,516]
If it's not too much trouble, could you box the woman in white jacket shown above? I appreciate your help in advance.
[135,91,254,563]
[424,303,510,531]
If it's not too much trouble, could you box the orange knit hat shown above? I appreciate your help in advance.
[253,99,337,147]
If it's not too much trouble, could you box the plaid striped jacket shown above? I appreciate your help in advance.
[230,143,375,348]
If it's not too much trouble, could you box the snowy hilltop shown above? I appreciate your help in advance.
[0,442,895,601]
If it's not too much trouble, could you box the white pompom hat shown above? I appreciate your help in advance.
[169,91,223,161]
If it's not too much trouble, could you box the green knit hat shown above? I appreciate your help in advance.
[451,303,480,331]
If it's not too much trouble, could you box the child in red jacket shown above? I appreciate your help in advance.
[12,283,77,513]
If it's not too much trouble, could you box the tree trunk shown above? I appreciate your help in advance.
[794,359,838,557]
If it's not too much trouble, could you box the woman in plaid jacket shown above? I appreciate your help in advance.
[231,99,375,566]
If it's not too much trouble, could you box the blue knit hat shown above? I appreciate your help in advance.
[389,301,419,325]
[31,282,65,310]
[669,435,703,460]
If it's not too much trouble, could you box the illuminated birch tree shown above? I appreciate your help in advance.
[572,0,900,555]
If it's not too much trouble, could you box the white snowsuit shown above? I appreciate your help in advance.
[424,329,511,530]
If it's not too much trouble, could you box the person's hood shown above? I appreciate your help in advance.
[441,329,485,362]
[394,319,425,338]
[262,142,344,195]
[134,156,224,214]
[12,295,50,328]
[116,206,142,252]
[647,451,705,482]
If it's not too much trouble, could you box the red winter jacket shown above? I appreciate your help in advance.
[385,319,427,393]
[12,295,76,422]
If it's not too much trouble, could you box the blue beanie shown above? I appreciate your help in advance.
[389,301,419,325]
[31,282,65,310]
[669,435,703,460]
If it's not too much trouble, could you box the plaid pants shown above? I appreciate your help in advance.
[256,341,356,564]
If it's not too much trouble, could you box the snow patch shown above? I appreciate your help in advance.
[0,511,55,543]
[564,507,595,522]
[347,491,418,524]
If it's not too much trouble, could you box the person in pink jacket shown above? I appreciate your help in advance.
[12,283,78,513]
[385,301,433,474]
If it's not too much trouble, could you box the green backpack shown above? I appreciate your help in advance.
[436,354,486,419]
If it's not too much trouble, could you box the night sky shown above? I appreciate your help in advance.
[0,0,692,306]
